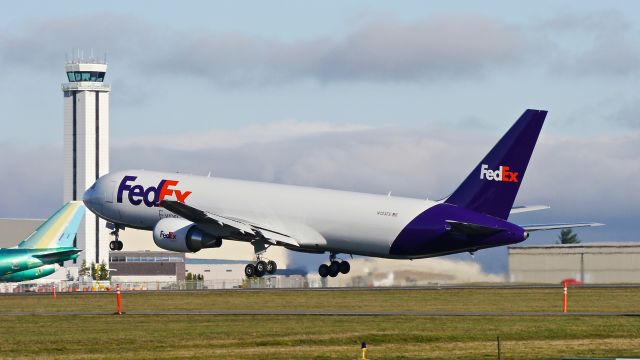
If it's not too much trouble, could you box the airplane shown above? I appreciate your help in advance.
[83,109,602,278]
[0,201,84,282]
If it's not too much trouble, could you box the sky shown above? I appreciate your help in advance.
[1,1,639,273]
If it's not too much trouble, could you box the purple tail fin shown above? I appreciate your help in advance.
[445,109,547,220]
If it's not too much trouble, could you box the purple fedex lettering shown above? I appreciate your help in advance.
[117,176,138,203]
[117,175,191,207]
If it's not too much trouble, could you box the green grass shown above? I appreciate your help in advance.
[0,288,639,359]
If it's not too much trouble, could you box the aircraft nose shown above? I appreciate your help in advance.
[82,183,100,210]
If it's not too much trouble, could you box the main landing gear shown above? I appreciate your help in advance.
[244,258,278,278]
[108,224,124,251]
[318,253,350,278]
[244,240,278,278]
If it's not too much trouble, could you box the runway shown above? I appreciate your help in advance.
[1,310,639,317]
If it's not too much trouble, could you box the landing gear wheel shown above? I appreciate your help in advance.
[339,261,350,274]
[329,261,340,277]
[255,261,267,277]
[318,264,329,278]
[266,260,277,274]
[108,225,123,251]
[244,264,256,278]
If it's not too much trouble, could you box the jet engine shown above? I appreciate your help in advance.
[153,218,222,252]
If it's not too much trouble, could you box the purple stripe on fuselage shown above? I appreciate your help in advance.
[389,203,526,257]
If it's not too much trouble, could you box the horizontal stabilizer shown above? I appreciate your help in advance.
[510,205,550,214]
[445,220,506,236]
[32,249,82,262]
[522,222,604,232]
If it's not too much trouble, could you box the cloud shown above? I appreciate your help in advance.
[113,120,369,150]
[545,10,640,76]
[611,99,640,128]
[3,10,637,86]
[0,14,540,87]
[148,16,540,85]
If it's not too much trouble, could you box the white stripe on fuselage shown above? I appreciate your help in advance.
[101,170,438,258]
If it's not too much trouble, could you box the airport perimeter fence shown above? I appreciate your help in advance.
[0,275,313,293]
[0,274,457,293]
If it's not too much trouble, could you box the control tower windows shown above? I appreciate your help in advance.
[66,71,106,82]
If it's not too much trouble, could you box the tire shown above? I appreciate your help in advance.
[267,260,277,274]
[339,261,350,274]
[318,264,329,278]
[116,241,124,251]
[109,241,117,251]
[244,264,256,278]
[255,261,267,277]
[329,261,340,277]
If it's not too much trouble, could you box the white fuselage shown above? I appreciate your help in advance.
[88,170,438,258]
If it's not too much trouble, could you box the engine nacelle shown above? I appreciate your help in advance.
[153,218,222,252]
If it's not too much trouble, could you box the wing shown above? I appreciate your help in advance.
[510,205,550,214]
[522,222,604,232]
[160,200,300,247]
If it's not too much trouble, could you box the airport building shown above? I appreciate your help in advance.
[508,243,640,284]
[109,251,185,282]
[62,55,111,266]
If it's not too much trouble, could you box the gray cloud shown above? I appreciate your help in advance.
[611,99,640,128]
[148,16,539,85]
[545,10,640,76]
[0,14,539,87]
[2,10,636,86]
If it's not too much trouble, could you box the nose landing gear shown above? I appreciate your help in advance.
[318,253,350,278]
[107,223,124,251]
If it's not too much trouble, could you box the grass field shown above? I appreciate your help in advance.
[1,287,639,359]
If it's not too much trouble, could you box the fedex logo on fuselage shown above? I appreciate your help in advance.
[480,164,519,183]
[117,175,192,207]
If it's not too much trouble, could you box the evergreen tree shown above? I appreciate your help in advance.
[98,260,110,280]
[90,261,97,280]
[186,272,193,281]
[557,228,580,244]
[78,260,89,278]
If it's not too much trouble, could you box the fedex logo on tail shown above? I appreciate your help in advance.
[480,164,519,183]
[117,175,192,207]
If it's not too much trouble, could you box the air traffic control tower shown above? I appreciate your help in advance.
[62,55,110,265]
